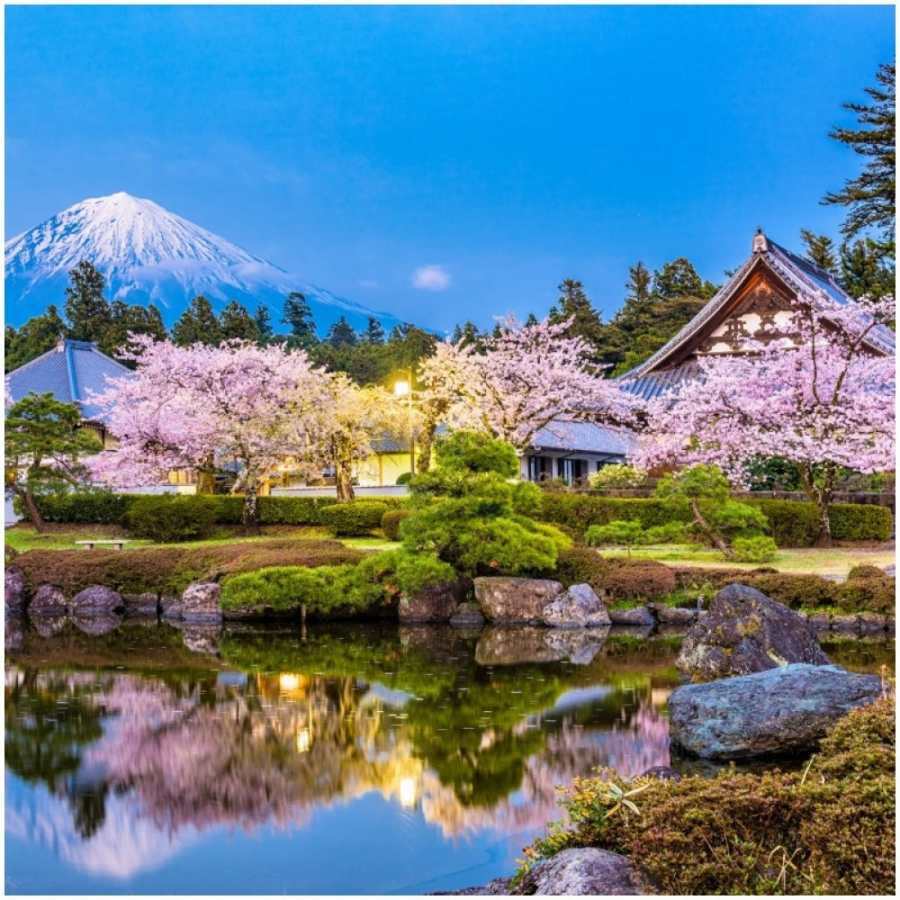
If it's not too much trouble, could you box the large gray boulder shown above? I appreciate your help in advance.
[676,584,830,682]
[607,606,654,626]
[668,663,883,759]
[181,582,223,623]
[542,583,612,628]
[70,585,123,617]
[474,577,564,623]
[28,584,67,616]
[398,579,466,623]
[5,565,27,614]
[511,848,656,895]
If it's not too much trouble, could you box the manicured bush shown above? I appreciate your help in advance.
[221,563,387,617]
[731,535,778,563]
[14,540,364,598]
[847,564,887,579]
[553,547,609,588]
[320,500,391,536]
[125,494,220,542]
[381,509,412,541]
[14,491,138,525]
[396,472,413,486]
[520,695,894,895]
[256,496,338,525]
[536,494,890,547]
[587,463,647,490]
[828,503,893,542]
[602,558,676,602]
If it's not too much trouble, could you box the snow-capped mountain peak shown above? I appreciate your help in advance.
[5,192,402,333]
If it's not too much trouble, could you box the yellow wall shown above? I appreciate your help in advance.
[356,452,412,487]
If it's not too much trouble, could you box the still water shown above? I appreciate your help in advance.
[4,617,893,895]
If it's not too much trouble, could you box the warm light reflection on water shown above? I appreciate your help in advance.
[4,620,893,895]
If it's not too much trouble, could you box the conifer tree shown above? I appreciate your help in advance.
[100,302,169,358]
[823,61,895,251]
[548,279,605,348]
[362,316,386,345]
[172,296,223,347]
[219,300,259,342]
[839,238,895,299]
[64,260,112,343]
[4,305,68,372]
[253,305,274,344]
[326,315,357,348]
[625,262,653,305]
[800,230,839,273]
[281,291,317,348]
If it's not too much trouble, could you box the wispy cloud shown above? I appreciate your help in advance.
[411,265,450,291]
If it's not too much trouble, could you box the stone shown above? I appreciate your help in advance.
[474,577,564,624]
[122,592,160,616]
[676,584,830,683]
[545,628,608,665]
[449,602,485,627]
[654,605,696,625]
[70,585,124,616]
[639,765,682,782]
[182,624,222,654]
[160,594,183,620]
[28,583,67,616]
[858,612,886,632]
[830,614,859,632]
[607,606,654,626]
[542,583,612,629]
[5,615,24,652]
[398,579,465,623]
[5,565,27,614]
[181,582,223,623]
[511,848,657,895]
[668,663,883,759]
[71,613,123,636]
[30,614,67,638]
[808,613,831,630]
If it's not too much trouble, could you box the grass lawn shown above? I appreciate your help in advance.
[598,543,895,576]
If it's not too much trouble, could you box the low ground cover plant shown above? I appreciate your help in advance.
[517,695,894,895]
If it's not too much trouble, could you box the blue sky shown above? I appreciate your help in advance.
[5,4,894,332]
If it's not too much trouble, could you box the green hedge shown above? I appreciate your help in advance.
[17,492,405,528]
[536,494,892,547]
[320,500,391,536]
[125,495,220,542]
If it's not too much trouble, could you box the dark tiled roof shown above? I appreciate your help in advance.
[531,421,638,456]
[6,339,132,422]
[618,360,702,402]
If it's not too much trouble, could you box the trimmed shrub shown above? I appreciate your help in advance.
[829,503,893,542]
[256,496,338,525]
[554,547,609,588]
[125,494,220,542]
[381,509,412,542]
[15,540,364,598]
[848,564,887,580]
[731,535,778,563]
[320,500,390,536]
[749,499,819,546]
[587,463,647,490]
[14,491,138,525]
[602,558,676,602]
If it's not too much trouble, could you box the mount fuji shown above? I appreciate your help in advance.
[4,192,406,333]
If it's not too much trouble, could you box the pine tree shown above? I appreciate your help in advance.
[4,305,69,372]
[100,302,169,358]
[172,296,223,347]
[281,291,317,348]
[548,279,605,348]
[839,238,896,299]
[823,61,895,251]
[326,315,357,348]
[219,300,260,342]
[625,262,653,305]
[362,316,386,345]
[253,305,274,344]
[63,260,112,343]
[799,230,839,273]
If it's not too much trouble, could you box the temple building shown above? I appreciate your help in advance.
[618,228,894,402]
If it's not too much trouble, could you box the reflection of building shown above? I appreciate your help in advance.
[5,337,128,450]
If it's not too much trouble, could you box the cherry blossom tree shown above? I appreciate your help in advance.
[632,295,895,546]
[418,316,634,459]
[89,336,329,531]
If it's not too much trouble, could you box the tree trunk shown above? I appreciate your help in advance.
[797,462,833,548]
[19,488,47,534]
[334,438,355,503]
[196,453,217,495]
[691,498,733,559]
[814,502,833,548]
[242,475,261,535]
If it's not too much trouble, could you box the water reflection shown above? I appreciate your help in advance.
[4,619,894,894]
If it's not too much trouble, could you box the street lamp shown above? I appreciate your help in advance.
[393,370,415,477]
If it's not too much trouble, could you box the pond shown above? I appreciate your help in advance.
[4,617,893,895]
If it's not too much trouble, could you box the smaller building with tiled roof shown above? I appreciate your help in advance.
[5,337,132,447]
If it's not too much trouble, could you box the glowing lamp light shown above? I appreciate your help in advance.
[394,380,411,397]
[399,776,418,809]
[279,673,301,692]
[296,728,311,753]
